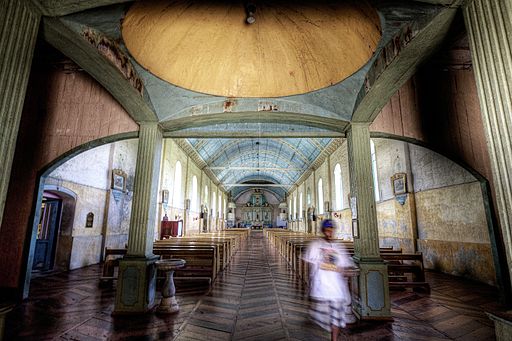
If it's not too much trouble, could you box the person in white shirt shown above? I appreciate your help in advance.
[304,219,355,341]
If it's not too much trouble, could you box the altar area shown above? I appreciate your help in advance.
[239,189,273,229]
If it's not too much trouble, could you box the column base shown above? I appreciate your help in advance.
[113,255,159,315]
[351,260,392,320]
[487,311,512,341]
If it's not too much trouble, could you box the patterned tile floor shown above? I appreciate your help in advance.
[5,231,506,340]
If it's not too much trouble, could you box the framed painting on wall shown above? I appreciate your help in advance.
[111,169,127,192]
[391,173,407,195]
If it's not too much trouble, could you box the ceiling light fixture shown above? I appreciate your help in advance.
[245,2,256,24]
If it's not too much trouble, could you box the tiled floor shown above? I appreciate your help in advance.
[5,231,506,340]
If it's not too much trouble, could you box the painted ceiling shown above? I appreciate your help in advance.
[37,0,458,201]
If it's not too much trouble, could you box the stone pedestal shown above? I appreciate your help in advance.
[155,258,186,314]
[114,255,159,314]
[351,260,391,320]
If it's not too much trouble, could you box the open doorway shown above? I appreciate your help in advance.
[32,196,62,272]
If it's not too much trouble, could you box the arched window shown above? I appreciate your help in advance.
[172,161,182,208]
[318,178,324,214]
[293,195,297,220]
[204,185,208,205]
[223,198,226,219]
[212,191,216,217]
[370,140,380,201]
[299,192,303,219]
[289,198,292,220]
[307,188,311,206]
[218,193,222,217]
[334,163,343,210]
[191,176,198,211]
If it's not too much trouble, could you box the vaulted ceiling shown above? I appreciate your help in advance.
[34,0,464,201]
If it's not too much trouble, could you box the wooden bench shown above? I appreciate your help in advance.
[156,238,230,269]
[100,248,128,281]
[383,253,430,293]
[100,245,220,286]
[154,245,219,285]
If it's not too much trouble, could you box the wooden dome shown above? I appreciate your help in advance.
[122,0,381,97]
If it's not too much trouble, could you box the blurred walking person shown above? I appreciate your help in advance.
[304,219,355,341]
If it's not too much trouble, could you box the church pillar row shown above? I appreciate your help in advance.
[347,123,391,320]
[115,122,162,314]
[0,0,40,229]
[463,0,512,297]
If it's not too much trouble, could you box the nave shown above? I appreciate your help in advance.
[6,231,503,340]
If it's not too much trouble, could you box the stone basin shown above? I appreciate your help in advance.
[155,258,186,271]
[155,258,186,314]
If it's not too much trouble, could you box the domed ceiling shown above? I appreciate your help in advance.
[41,0,452,200]
[122,0,381,97]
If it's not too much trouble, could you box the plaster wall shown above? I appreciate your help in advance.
[415,182,494,284]
[372,139,410,201]
[409,144,475,191]
[45,139,138,270]
[158,139,223,236]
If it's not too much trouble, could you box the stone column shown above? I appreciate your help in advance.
[464,0,512,299]
[0,0,40,229]
[347,123,391,320]
[115,122,163,314]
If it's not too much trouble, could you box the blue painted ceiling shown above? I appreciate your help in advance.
[187,137,331,199]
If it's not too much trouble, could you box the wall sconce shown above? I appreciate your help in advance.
[245,2,256,24]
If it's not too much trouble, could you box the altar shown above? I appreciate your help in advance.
[240,189,273,228]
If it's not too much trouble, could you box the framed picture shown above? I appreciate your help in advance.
[111,169,126,192]
[391,173,407,195]
[352,219,359,239]
[161,189,169,204]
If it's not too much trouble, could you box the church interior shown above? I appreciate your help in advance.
[1,0,512,340]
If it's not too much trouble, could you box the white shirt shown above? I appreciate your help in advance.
[304,239,354,301]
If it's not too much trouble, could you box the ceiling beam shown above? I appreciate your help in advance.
[163,131,345,138]
[351,6,458,123]
[34,0,132,17]
[209,167,306,171]
[224,184,293,188]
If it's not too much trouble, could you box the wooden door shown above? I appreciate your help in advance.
[33,199,62,271]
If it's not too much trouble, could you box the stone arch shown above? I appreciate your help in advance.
[22,132,138,297]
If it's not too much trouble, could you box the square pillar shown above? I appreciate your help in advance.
[347,123,391,320]
[115,122,163,314]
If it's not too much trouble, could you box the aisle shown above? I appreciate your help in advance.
[174,230,328,340]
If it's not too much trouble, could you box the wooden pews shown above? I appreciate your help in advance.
[100,228,250,286]
[264,228,430,294]
[383,253,430,293]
